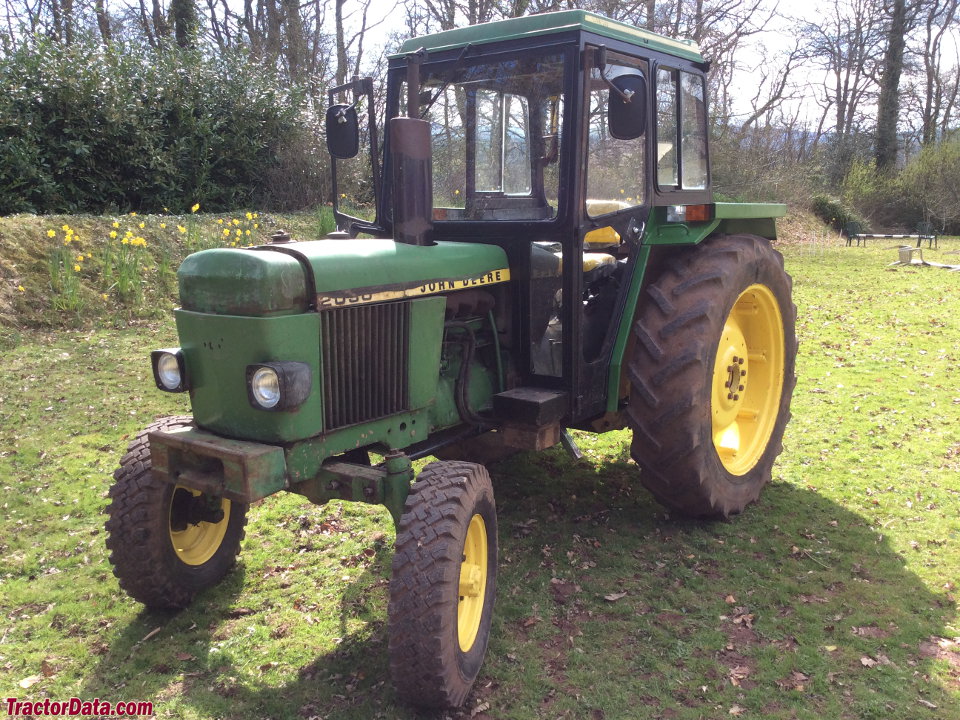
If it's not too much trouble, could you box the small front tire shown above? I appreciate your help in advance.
[104,416,248,609]
[388,461,498,708]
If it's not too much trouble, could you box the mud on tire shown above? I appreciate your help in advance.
[104,416,248,609]
[628,234,797,518]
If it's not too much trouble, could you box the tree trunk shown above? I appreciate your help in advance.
[874,0,907,170]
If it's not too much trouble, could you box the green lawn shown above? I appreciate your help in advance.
[1,238,958,719]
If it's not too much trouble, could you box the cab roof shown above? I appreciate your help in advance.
[396,10,704,63]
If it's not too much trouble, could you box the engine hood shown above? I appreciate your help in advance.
[178,239,511,316]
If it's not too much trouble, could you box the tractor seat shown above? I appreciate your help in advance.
[583,252,617,284]
[586,199,631,216]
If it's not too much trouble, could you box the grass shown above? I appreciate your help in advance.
[0,224,958,719]
[0,208,336,328]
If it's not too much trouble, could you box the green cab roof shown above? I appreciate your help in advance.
[396,10,704,63]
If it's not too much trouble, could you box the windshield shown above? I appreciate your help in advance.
[401,52,565,222]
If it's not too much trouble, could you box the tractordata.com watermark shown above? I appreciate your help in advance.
[6,698,153,717]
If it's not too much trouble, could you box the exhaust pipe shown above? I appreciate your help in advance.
[391,49,435,246]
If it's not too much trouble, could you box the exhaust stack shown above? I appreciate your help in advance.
[391,49,435,246]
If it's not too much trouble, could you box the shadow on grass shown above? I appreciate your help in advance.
[81,450,958,719]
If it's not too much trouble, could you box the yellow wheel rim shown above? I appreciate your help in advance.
[168,486,231,566]
[711,284,785,475]
[457,514,488,652]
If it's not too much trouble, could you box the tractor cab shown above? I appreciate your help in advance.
[328,10,714,426]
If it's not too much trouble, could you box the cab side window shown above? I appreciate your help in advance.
[656,67,708,191]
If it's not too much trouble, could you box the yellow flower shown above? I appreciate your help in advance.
[177,225,187,234]
[340,193,346,199]
[252,212,258,218]
[235,229,241,236]
[191,203,200,213]
[160,222,167,229]
[217,218,224,224]
[112,221,119,228]
[101,293,108,300]
[109,230,118,239]
[253,223,259,229]
[63,238,71,245]
[121,238,129,245]
[86,253,92,259]
[76,254,84,262]
[47,229,56,238]
[73,264,81,272]
[125,230,133,237]
[163,207,169,212]
[454,189,460,195]
[138,222,145,229]
[246,212,253,220]
[62,224,70,231]
[245,229,250,235]
[17,285,25,292]
[223,229,230,237]
[130,212,137,216]
[232,219,240,226]
[619,189,625,194]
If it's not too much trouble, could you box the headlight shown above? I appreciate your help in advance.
[151,349,187,392]
[250,367,281,408]
[246,362,312,411]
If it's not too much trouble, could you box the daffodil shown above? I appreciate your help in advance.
[109,230,118,238]
[138,222,145,229]
[160,223,167,229]
[177,225,187,234]
[76,254,84,262]
[73,264,81,272]
[17,285,25,292]
[245,229,250,235]
[112,221,119,228]
[253,212,258,218]
[47,229,56,238]
[191,203,200,213]
[223,229,230,237]
[253,223,259,229]
[62,224,70,231]
[130,212,137,216]
[217,218,224,224]
[232,219,240,226]
[101,293,108,300]
[246,212,253,220]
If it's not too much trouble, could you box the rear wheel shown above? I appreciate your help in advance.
[628,234,797,517]
[104,416,248,608]
[388,461,498,708]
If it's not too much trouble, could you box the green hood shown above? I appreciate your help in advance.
[178,239,511,316]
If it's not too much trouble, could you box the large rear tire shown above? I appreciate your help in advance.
[388,461,498,708]
[104,416,248,609]
[628,234,797,517]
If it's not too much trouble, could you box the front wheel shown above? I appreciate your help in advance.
[628,234,797,517]
[388,461,498,708]
[104,416,248,609]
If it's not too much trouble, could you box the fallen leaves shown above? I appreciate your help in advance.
[776,670,810,691]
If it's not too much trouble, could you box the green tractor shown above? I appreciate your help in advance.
[105,10,796,709]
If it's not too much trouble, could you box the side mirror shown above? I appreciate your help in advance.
[607,74,647,140]
[325,104,360,159]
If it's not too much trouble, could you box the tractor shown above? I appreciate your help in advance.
[105,10,796,709]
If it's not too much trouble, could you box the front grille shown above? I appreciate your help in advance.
[320,302,410,430]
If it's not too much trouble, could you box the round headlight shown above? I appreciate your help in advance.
[156,352,182,390]
[250,367,281,409]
